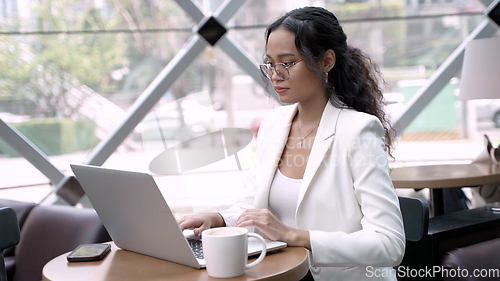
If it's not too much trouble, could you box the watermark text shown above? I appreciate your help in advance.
[366,266,500,279]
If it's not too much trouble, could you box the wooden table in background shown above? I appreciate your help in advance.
[391,163,500,216]
[42,242,309,281]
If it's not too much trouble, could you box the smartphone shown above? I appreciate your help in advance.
[67,243,111,262]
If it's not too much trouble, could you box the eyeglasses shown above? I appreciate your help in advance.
[259,59,304,81]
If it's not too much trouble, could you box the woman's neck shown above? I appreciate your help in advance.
[296,97,328,126]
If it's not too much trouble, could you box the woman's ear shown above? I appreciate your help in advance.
[322,49,336,72]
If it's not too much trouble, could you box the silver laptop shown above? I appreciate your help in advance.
[70,164,287,269]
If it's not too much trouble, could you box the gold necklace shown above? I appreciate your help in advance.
[297,117,319,148]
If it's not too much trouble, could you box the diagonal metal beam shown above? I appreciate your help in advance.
[396,18,498,134]
[84,0,251,167]
[173,0,204,23]
[176,0,280,103]
[84,35,207,166]
[214,0,245,24]
[0,118,65,184]
[217,36,280,102]
[180,0,281,103]
[4,0,276,206]
[213,0,281,103]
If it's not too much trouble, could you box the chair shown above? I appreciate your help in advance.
[396,196,430,280]
[441,237,500,281]
[0,199,37,256]
[0,207,20,281]
[0,199,37,280]
[12,205,111,281]
[399,196,429,242]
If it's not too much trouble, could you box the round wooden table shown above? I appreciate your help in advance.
[391,163,500,216]
[42,242,310,281]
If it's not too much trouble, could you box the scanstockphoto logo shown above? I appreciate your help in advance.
[142,92,390,174]
[350,151,389,168]
[273,134,389,169]
[275,148,389,168]
[332,134,390,168]
[366,266,500,279]
[141,91,253,175]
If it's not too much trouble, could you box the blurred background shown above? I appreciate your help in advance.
[1,0,498,215]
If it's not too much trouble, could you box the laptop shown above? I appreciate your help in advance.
[70,164,287,269]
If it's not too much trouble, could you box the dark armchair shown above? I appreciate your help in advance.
[0,200,111,281]
[441,237,500,281]
[0,207,20,281]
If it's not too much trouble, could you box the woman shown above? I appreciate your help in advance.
[178,6,405,280]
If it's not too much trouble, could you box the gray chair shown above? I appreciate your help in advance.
[0,199,37,280]
[0,207,20,281]
[399,196,429,242]
[396,196,430,280]
[0,199,37,257]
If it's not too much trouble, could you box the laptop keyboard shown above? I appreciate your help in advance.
[187,239,204,259]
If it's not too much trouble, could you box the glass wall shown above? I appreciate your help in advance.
[0,0,494,212]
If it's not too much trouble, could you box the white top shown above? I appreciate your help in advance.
[219,103,405,281]
[268,168,302,229]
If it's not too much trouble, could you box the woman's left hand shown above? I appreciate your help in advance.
[236,209,310,249]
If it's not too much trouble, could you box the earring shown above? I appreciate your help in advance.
[324,72,329,83]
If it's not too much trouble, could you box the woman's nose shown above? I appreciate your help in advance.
[270,68,284,81]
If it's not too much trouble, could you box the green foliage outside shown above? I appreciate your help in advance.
[0,0,126,117]
[0,0,483,158]
[0,118,99,157]
[0,0,203,158]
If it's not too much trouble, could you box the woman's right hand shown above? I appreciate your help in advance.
[177,212,226,236]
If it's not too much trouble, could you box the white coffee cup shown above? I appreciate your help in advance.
[202,227,267,278]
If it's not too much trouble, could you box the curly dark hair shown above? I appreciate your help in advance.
[264,6,396,158]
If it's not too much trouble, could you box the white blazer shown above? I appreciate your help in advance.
[220,102,405,281]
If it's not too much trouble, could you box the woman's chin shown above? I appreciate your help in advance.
[277,95,297,105]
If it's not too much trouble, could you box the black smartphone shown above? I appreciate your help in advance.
[67,243,111,262]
